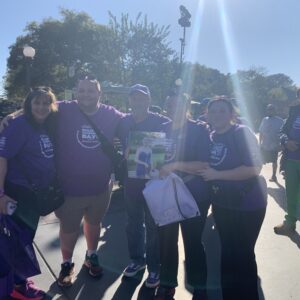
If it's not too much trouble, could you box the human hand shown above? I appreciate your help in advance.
[285,140,299,152]
[160,163,175,177]
[0,195,17,214]
[0,113,16,133]
[197,167,221,181]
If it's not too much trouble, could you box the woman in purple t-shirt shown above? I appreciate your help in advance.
[0,87,57,300]
[199,97,267,300]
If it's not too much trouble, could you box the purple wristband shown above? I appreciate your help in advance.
[0,188,4,197]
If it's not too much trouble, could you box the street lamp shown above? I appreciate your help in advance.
[23,46,36,90]
[178,5,191,66]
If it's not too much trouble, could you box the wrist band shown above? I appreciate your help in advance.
[0,188,4,198]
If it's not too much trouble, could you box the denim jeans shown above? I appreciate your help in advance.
[124,183,160,273]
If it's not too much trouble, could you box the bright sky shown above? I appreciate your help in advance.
[1,0,299,95]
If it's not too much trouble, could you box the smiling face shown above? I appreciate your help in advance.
[129,91,151,118]
[207,100,234,132]
[31,94,53,123]
[77,79,101,113]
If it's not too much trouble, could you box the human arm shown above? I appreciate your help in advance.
[0,109,23,133]
[198,165,261,181]
[0,157,17,214]
[160,161,209,177]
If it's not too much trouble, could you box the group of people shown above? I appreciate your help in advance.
[0,77,297,300]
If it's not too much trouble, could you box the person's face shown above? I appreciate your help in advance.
[31,95,52,123]
[266,106,275,117]
[165,96,188,120]
[77,80,101,111]
[129,92,150,117]
[207,101,233,130]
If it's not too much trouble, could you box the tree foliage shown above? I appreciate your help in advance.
[3,9,297,120]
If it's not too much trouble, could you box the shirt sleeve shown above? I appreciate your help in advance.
[0,119,27,159]
[235,127,262,167]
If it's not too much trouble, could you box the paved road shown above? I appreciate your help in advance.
[32,163,300,300]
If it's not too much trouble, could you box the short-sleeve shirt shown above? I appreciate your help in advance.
[259,116,284,151]
[120,112,170,197]
[287,113,300,161]
[209,124,267,210]
[0,115,55,188]
[163,120,211,204]
[56,101,123,196]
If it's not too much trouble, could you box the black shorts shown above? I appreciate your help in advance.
[260,149,278,164]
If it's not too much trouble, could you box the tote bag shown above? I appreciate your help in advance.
[143,173,200,226]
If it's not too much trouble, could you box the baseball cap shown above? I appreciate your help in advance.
[129,84,151,96]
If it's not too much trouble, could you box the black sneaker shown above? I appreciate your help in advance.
[57,262,75,287]
[154,287,176,300]
[84,253,103,277]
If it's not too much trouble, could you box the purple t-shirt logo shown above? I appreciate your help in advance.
[76,125,101,149]
[210,142,228,166]
[39,134,54,159]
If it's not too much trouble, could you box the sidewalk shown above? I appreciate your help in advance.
[32,164,300,300]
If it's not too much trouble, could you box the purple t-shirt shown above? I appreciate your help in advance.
[163,120,211,204]
[56,101,123,196]
[209,124,267,211]
[0,115,55,188]
[287,114,300,161]
[120,112,170,198]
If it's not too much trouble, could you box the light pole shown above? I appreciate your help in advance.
[178,5,191,66]
[23,46,36,91]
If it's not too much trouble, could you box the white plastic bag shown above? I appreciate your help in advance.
[143,173,200,226]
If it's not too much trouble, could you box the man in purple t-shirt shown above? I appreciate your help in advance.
[54,78,124,287]
[119,84,169,288]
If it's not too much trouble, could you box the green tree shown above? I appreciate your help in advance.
[5,9,123,99]
[108,12,178,104]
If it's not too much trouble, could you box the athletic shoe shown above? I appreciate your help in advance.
[10,280,46,300]
[122,262,146,277]
[145,272,160,288]
[57,262,75,287]
[274,221,296,235]
[84,253,103,277]
[154,287,176,300]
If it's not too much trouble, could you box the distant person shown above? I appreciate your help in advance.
[197,98,210,123]
[120,84,169,288]
[149,105,162,114]
[199,98,267,300]
[274,89,300,235]
[259,104,284,182]
[0,87,58,300]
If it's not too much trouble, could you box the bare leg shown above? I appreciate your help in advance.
[60,229,80,260]
[83,221,101,250]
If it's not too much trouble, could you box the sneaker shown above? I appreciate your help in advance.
[11,280,46,300]
[84,253,103,277]
[269,175,277,182]
[192,289,207,300]
[154,287,176,300]
[123,262,146,277]
[274,221,296,235]
[145,272,160,288]
[57,262,75,287]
